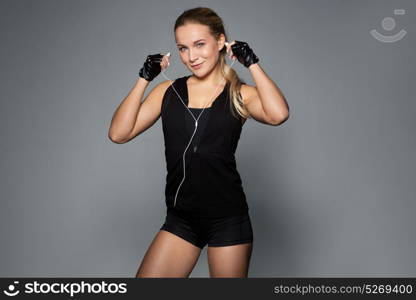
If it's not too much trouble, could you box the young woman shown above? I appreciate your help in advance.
[108,7,289,278]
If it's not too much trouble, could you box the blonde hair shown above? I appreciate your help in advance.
[174,7,250,121]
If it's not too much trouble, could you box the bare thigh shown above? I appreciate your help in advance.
[207,243,253,278]
[136,230,202,278]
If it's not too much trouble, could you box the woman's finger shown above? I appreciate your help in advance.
[165,52,170,67]
[160,52,170,70]
[225,42,230,53]
[225,41,236,59]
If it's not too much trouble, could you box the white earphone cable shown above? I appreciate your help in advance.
[159,53,237,207]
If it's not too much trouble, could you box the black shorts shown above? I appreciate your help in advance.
[160,208,254,249]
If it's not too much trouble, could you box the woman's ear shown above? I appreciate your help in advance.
[218,34,227,51]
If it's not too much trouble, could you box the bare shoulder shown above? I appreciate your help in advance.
[159,79,173,89]
[150,79,173,96]
[239,83,258,105]
[239,83,274,125]
[142,79,173,108]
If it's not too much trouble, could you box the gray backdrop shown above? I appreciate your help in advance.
[1,0,415,277]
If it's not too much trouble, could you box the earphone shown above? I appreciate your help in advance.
[159,45,237,207]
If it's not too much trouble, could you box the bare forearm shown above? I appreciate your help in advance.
[248,63,289,121]
[108,77,149,142]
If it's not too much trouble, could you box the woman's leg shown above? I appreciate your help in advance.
[136,230,202,278]
[207,242,253,278]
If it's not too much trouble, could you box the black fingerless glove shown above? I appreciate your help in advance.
[139,53,163,81]
[231,41,259,68]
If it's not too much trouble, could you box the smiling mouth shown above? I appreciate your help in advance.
[191,62,203,67]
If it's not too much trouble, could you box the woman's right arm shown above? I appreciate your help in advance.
[108,78,171,144]
[108,52,170,144]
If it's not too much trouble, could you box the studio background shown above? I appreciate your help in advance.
[1,0,415,277]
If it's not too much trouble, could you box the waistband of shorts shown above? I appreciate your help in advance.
[166,206,249,220]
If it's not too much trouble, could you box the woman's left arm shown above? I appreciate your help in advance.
[244,63,289,125]
[227,40,289,126]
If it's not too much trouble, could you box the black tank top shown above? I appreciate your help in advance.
[161,75,249,218]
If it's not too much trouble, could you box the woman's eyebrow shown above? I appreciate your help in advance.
[177,39,206,47]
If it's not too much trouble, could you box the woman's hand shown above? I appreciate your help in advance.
[225,41,259,68]
[138,52,171,81]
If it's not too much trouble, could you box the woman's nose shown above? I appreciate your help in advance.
[188,50,198,62]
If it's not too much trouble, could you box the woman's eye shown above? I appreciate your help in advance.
[178,43,203,52]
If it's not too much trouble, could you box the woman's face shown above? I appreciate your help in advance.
[175,23,225,76]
